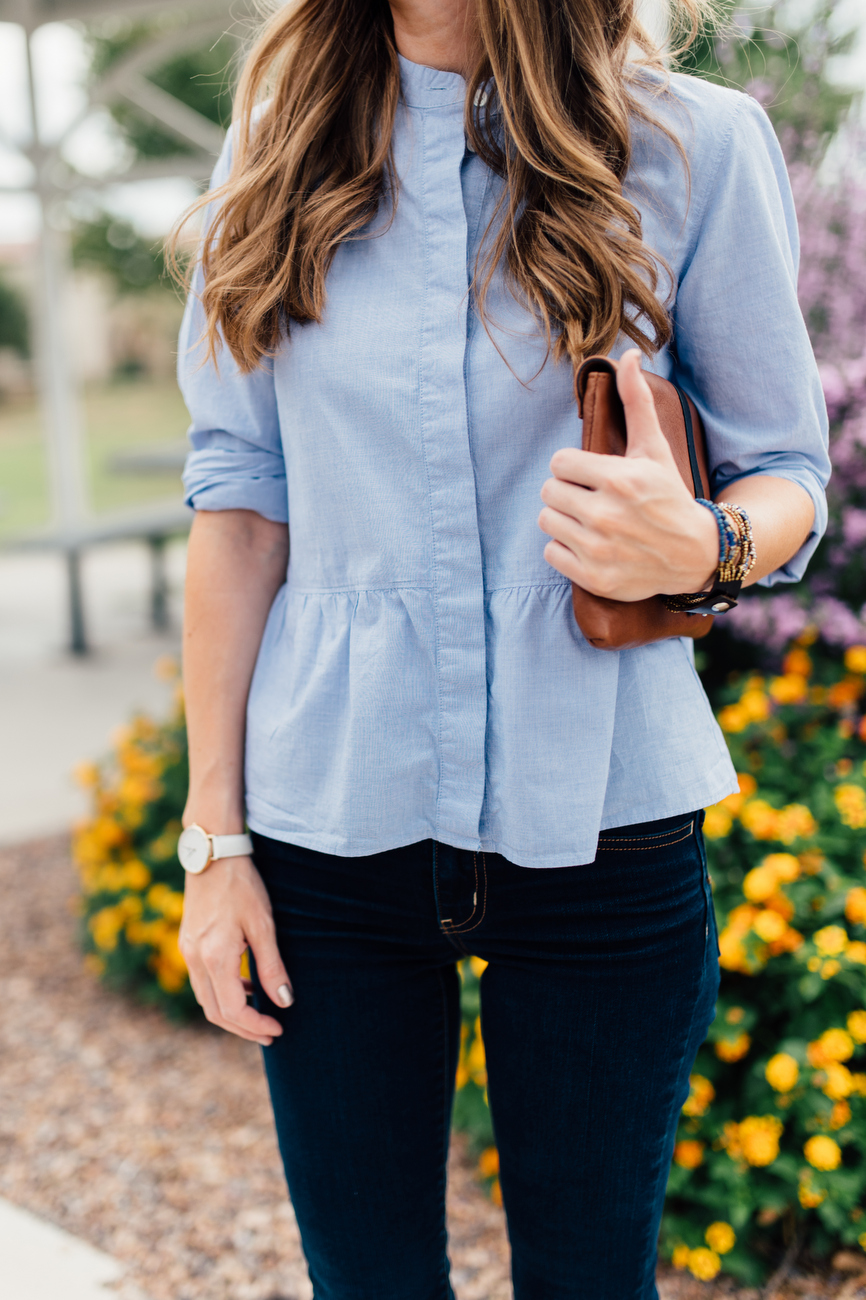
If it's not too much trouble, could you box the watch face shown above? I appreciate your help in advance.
[178,826,210,873]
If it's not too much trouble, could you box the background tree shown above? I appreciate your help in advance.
[0,273,30,357]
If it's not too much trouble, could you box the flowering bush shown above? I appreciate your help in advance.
[662,640,866,1283]
[73,667,194,1017]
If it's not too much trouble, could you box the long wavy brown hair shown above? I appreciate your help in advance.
[175,0,716,373]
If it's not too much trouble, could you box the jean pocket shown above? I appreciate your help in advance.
[596,814,697,853]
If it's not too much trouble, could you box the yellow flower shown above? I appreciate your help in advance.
[740,799,781,840]
[798,1172,826,1208]
[741,688,771,721]
[120,860,151,891]
[828,677,864,709]
[88,906,124,952]
[770,673,808,704]
[834,784,866,829]
[776,804,817,844]
[830,1100,851,1129]
[682,1074,715,1118]
[844,645,866,674]
[765,1053,799,1092]
[764,853,801,882]
[688,1247,721,1281]
[739,1115,783,1166]
[147,882,173,913]
[845,887,866,927]
[673,1140,704,1169]
[821,959,841,979]
[859,1231,866,1251]
[477,1146,499,1178]
[469,956,488,978]
[723,1116,783,1166]
[467,1017,487,1086]
[743,865,779,903]
[814,926,849,957]
[154,962,186,994]
[719,704,749,734]
[705,1222,736,1255]
[703,805,733,839]
[822,1063,853,1100]
[672,1244,691,1270]
[753,910,787,943]
[157,890,184,923]
[718,904,765,973]
[716,1033,750,1062]
[725,1006,745,1024]
[847,941,866,964]
[847,1010,866,1044]
[851,1074,866,1097]
[117,893,143,920]
[804,1135,842,1171]
[808,1028,855,1065]
[783,647,813,677]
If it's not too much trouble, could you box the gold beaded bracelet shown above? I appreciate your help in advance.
[663,500,756,615]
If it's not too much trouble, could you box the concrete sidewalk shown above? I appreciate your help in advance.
[0,1197,134,1300]
[0,541,185,845]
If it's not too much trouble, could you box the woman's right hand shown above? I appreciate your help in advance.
[179,854,293,1047]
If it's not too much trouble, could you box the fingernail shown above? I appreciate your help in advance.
[277,983,293,1007]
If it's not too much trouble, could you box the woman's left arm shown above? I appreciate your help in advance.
[541,89,829,604]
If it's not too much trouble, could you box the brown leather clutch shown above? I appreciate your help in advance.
[571,355,715,651]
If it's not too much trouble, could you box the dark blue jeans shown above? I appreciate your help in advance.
[249,811,719,1300]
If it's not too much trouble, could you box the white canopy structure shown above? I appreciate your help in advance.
[0,0,240,650]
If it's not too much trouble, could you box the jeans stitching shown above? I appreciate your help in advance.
[433,844,475,956]
[440,853,479,933]
[596,821,694,852]
[449,852,488,935]
[597,819,693,844]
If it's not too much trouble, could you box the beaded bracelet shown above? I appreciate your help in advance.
[663,499,755,615]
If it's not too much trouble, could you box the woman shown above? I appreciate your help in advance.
[175,0,829,1292]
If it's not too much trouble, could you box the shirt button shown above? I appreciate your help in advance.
[473,87,489,108]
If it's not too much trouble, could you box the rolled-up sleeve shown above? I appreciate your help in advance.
[179,132,288,523]
[673,92,830,585]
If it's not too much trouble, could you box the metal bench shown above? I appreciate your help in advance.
[8,502,193,655]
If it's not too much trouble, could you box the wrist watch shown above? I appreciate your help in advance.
[177,824,253,874]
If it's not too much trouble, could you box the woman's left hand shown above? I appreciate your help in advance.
[538,349,719,601]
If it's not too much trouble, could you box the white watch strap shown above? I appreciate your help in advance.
[210,832,253,861]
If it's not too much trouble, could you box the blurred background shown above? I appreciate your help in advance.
[3,3,866,1297]
[0,0,254,844]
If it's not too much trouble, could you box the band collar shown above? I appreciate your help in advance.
[398,53,467,109]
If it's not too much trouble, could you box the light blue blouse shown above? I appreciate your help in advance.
[180,56,830,868]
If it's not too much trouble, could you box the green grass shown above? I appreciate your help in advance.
[0,378,192,538]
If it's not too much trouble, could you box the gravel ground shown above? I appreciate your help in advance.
[1,836,864,1300]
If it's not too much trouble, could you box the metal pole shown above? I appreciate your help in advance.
[66,548,88,655]
[148,533,169,631]
[23,8,92,652]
